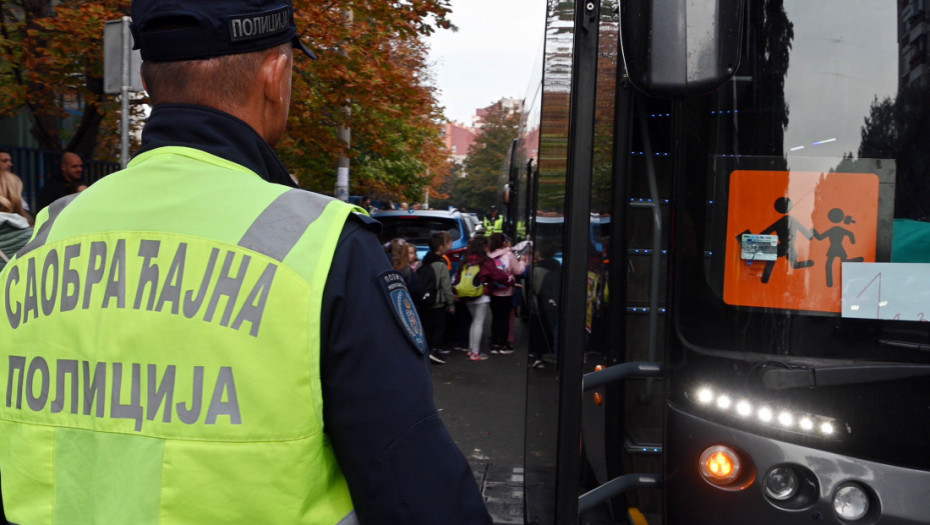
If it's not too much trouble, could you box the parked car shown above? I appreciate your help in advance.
[372,209,476,263]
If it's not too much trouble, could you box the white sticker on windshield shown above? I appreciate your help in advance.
[842,262,930,321]
[740,233,778,262]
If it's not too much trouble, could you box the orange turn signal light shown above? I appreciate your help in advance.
[593,392,604,405]
[699,445,741,485]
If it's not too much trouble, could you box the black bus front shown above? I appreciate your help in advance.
[522,1,930,523]
[667,1,930,523]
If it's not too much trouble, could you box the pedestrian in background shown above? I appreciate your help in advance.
[0,171,32,271]
[390,237,418,292]
[529,241,562,368]
[0,0,490,523]
[483,204,503,234]
[0,148,29,213]
[36,151,85,212]
[407,241,421,271]
[0,160,31,226]
[455,236,514,361]
[488,232,525,354]
[420,232,455,365]
[0,149,11,175]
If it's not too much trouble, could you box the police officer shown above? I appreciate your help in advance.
[483,204,504,234]
[0,1,490,523]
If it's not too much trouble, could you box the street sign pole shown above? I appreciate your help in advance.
[105,18,142,169]
[121,16,131,169]
[334,8,352,201]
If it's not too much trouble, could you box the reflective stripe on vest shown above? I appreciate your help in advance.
[16,193,79,258]
[0,147,356,524]
[239,189,330,261]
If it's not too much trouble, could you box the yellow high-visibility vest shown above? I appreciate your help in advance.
[483,215,503,234]
[0,146,357,524]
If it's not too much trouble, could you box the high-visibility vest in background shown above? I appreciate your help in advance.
[483,215,503,234]
[0,146,357,524]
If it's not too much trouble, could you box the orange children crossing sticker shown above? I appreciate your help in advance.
[724,170,880,313]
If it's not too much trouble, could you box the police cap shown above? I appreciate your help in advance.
[130,0,316,62]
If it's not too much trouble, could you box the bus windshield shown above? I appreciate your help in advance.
[678,0,930,365]
[672,0,930,470]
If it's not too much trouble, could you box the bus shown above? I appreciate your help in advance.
[511,1,930,523]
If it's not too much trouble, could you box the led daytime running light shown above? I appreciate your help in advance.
[691,386,844,437]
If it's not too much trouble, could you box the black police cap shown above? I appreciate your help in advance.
[130,0,316,62]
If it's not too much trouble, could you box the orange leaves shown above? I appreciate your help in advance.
[0,0,454,192]
[282,0,455,196]
[0,0,131,153]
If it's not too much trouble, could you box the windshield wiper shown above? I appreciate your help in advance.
[879,338,930,353]
[762,364,930,389]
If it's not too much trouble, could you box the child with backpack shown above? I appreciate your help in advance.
[488,233,526,354]
[416,232,455,364]
[454,236,515,361]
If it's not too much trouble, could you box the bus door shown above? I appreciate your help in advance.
[522,0,686,522]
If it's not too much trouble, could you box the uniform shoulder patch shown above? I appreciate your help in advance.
[377,270,427,355]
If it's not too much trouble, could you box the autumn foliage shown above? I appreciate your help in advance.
[0,0,455,199]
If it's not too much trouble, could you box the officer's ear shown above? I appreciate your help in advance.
[261,50,291,106]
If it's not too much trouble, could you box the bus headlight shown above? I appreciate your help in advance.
[833,483,870,521]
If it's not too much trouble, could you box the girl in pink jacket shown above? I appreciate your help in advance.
[488,233,526,353]
[456,236,514,360]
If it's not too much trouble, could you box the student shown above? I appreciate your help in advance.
[455,236,514,361]
[407,242,421,271]
[420,232,456,364]
[390,237,418,290]
[488,233,526,353]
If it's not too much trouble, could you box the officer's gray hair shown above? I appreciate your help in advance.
[141,43,292,107]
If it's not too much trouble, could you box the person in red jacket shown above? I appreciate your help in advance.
[455,236,514,360]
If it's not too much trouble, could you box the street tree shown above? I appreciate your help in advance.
[0,0,455,197]
[0,0,136,157]
[458,101,522,212]
[282,1,453,197]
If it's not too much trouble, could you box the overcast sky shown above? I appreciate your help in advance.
[426,0,547,124]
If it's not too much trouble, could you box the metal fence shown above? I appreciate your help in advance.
[1,146,120,212]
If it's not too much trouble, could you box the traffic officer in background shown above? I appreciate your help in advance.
[0,0,490,523]
[483,205,504,234]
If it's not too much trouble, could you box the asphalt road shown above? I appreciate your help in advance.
[430,320,529,524]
